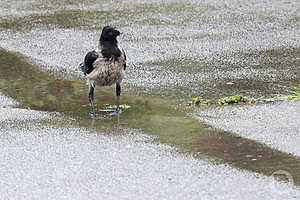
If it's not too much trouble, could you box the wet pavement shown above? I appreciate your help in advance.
[0,0,300,199]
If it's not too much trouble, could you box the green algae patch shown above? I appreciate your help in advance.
[277,89,300,101]
[219,94,248,104]
[188,96,209,105]
[189,90,300,107]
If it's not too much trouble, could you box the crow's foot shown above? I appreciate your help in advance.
[90,112,105,119]
[108,109,122,116]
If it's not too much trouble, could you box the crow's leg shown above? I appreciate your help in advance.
[89,84,96,116]
[89,84,104,118]
[116,83,121,112]
[109,83,122,116]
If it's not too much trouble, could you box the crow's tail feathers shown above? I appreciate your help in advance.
[79,62,87,76]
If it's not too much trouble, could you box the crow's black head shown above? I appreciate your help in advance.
[100,26,120,42]
[99,26,122,60]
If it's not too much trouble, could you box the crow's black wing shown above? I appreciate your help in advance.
[81,50,99,75]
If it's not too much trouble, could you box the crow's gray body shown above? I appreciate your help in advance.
[86,45,126,87]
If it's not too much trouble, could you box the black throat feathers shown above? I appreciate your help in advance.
[99,39,121,61]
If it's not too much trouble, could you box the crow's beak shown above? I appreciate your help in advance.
[114,30,121,36]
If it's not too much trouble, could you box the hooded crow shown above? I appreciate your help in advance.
[79,26,126,118]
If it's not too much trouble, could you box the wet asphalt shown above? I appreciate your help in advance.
[0,0,300,199]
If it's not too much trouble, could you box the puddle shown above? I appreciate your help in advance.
[192,130,300,185]
[0,48,300,186]
[0,48,209,149]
